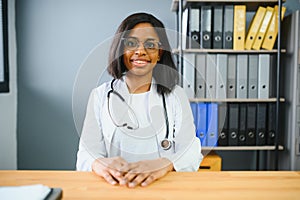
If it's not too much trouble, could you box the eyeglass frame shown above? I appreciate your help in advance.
[121,37,162,53]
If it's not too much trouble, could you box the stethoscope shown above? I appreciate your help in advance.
[107,79,174,151]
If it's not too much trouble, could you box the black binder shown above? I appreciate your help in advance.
[201,5,212,48]
[238,103,247,146]
[223,5,234,49]
[218,103,228,146]
[213,5,223,49]
[189,6,201,48]
[228,103,239,146]
[267,103,276,145]
[246,103,256,146]
[256,103,267,145]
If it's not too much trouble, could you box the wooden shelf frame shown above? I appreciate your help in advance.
[201,145,284,151]
[171,0,281,12]
[173,49,286,54]
[189,98,285,103]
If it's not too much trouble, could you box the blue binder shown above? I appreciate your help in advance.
[206,103,218,146]
[190,102,198,134]
[197,102,207,146]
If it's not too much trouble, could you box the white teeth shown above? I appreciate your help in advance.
[134,60,147,64]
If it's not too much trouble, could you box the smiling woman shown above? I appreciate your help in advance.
[0,0,9,93]
[76,12,203,188]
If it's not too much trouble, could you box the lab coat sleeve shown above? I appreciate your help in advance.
[76,87,107,171]
[169,86,203,171]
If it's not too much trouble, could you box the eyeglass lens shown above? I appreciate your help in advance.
[123,37,160,52]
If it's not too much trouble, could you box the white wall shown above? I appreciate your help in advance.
[0,0,17,170]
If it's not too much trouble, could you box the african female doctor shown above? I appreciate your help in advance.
[76,12,203,188]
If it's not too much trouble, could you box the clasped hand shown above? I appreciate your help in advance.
[92,157,174,188]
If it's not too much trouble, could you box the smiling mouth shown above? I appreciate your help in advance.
[131,59,150,67]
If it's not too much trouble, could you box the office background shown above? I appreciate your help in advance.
[0,0,298,170]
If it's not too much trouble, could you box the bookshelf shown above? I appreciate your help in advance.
[171,0,285,170]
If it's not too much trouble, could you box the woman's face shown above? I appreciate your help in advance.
[123,23,161,78]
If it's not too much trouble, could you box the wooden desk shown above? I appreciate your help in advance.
[1,170,300,199]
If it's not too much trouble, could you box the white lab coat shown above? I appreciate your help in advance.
[76,78,203,171]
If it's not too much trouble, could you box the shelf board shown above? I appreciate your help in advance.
[189,98,285,103]
[173,49,286,54]
[171,0,280,11]
[201,145,284,151]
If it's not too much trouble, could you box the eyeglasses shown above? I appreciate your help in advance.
[122,37,161,53]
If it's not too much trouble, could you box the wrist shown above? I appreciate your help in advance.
[161,158,174,172]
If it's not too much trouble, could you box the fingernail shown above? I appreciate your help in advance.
[129,182,135,188]
[110,181,117,185]
[120,179,126,185]
[141,182,147,187]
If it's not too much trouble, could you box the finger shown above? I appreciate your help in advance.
[102,171,118,185]
[123,171,139,186]
[107,168,124,183]
[128,173,148,188]
[141,174,157,187]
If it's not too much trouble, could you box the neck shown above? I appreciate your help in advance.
[125,74,152,94]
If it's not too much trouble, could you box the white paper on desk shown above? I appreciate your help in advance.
[0,184,51,200]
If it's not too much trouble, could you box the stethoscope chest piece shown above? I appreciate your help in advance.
[161,139,172,150]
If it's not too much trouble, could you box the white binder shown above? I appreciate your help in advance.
[216,54,227,99]
[183,53,196,99]
[258,54,270,99]
[227,54,236,98]
[236,54,248,99]
[205,54,216,99]
[195,54,206,98]
[248,55,259,98]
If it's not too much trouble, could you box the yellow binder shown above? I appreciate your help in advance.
[245,7,266,50]
[262,6,286,50]
[233,5,246,50]
[252,7,274,50]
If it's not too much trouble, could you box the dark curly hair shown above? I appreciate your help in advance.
[107,12,178,95]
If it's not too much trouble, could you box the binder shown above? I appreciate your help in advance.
[228,103,239,146]
[269,55,277,98]
[201,5,212,48]
[238,103,247,146]
[227,54,236,98]
[256,103,267,145]
[195,54,206,98]
[236,54,248,99]
[207,103,218,146]
[190,102,198,131]
[182,7,189,49]
[246,103,256,146]
[245,6,266,50]
[213,5,223,49]
[233,5,246,50]
[183,53,195,98]
[197,103,207,146]
[223,5,234,49]
[262,6,286,50]
[267,103,276,145]
[189,6,201,49]
[248,55,259,98]
[206,54,216,99]
[216,54,227,99]
[252,7,274,50]
[258,54,270,99]
[218,103,228,146]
